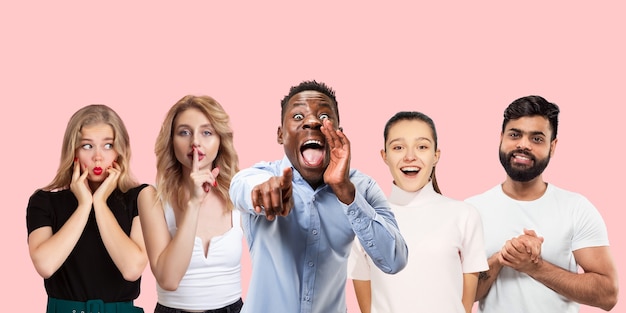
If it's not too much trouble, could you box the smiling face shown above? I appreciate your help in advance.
[381,119,440,192]
[499,115,557,182]
[277,90,338,187]
[172,107,220,175]
[76,122,118,189]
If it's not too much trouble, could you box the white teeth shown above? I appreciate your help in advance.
[304,140,322,146]
[401,166,420,172]
[515,155,530,160]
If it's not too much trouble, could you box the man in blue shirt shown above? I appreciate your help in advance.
[230,80,408,313]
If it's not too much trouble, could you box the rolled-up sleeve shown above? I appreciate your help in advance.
[344,173,408,274]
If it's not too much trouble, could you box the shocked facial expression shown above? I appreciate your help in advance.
[499,115,557,182]
[277,91,339,186]
[172,108,220,174]
[76,123,118,187]
[381,119,440,192]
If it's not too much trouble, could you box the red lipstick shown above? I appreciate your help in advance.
[93,167,103,175]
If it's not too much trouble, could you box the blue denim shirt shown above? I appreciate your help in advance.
[230,156,408,313]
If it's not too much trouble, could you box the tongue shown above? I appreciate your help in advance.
[302,148,324,166]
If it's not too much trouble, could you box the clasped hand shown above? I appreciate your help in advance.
[499,228,544,273]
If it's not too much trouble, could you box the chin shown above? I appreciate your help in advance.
[398,180,426,193]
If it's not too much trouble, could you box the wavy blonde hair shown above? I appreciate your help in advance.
[44,104,138,192]
[155,95,239,211]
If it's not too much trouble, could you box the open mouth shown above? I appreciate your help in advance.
[400,166,420,177]
[300,139,325,166]
[511,151,534,166]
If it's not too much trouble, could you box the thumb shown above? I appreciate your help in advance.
[211,166,220,178]
[523,228,537,237]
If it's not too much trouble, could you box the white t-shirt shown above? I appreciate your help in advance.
[348,181,488,313]
[157,203,243,311]
[465,183,610,313]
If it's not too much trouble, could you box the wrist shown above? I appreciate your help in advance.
[329,182,355,204]
[187,198,202,210]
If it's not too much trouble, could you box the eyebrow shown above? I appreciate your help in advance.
[175,123,213,129]
[80,137,115,142]
[387,137,432,145]
[508,128,546,137]
[290,100,334,110]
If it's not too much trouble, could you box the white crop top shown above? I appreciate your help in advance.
[157,203,243,310]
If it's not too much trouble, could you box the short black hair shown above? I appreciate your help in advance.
[502,95,560,141]
[280,80,339,123]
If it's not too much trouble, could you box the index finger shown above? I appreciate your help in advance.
[192,146,199,173]
[72,158,81,180]
[321,119,337,141]
[281,167,293,187]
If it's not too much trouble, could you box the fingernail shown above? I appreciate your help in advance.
[74,157,78,162]
[213,180,218,187]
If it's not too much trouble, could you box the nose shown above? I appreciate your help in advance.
[403,148,417,161]
[191,133,201,147]
[302,115,322,130]
[93,147,103,161]
[516,136,532,150]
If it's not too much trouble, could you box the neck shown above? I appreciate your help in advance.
[501,175,547,201]
[88,181,101,193]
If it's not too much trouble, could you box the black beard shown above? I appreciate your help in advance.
[499,149,550,182]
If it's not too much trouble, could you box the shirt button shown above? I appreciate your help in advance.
[367,241,373,247]
[355,218,361,223]
[350,210,355,215]
[312,229,318,235]
[308,261,314,267]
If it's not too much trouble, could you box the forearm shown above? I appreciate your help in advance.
[352,279,371,313]
[462,273,479,313]
[28,203,92,278]
[526,259,618,310]
[151,203,199,290]
[94,202,147,281]
[476,253,502,301]
[350,194,408,274]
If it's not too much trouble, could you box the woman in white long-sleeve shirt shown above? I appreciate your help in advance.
[348,111,489,313]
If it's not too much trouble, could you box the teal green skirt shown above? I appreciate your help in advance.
[47,297,144,313]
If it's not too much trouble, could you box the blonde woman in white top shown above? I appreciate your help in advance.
[348,111,488,313]
[140,95,243,313]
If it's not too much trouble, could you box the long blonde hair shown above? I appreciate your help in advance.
[44,104,138,192]
[155,95,239,211]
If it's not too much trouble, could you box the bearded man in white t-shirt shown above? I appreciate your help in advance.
[465,95,619,313]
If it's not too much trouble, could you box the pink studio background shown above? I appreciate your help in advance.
[1,2,623,312]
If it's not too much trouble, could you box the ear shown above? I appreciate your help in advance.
[277,126,283,145]
[380,148,387,164]
[434,148,441,166]
[549,138,558,157]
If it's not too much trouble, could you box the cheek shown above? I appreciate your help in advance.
[76,150,91,164]
[106,151,119,163]
[172,139,188,157]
